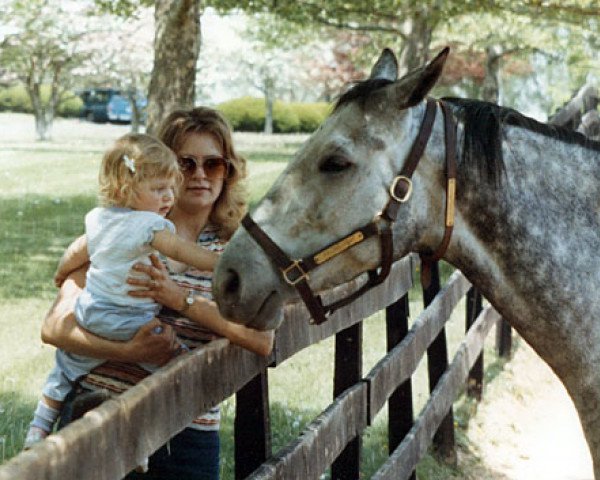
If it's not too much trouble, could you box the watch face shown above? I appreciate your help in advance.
[186,292,194,305]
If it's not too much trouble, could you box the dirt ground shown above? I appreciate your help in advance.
[462,339,593,479]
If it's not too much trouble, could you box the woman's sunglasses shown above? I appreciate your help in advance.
[177,155,230,180]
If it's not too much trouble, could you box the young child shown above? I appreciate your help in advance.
[24,133,220,448]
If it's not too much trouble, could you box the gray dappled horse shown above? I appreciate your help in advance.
[214,48,600,476]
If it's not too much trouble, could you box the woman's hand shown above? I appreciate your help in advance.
[127,254,185,311]
[124,320,179,365]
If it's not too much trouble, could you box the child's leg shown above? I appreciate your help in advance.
[24,396,62,448]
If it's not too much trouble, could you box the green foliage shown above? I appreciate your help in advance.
[217,97,330,133]
[217,97,265,132]
[290,102,332,132]
[272,102,300,133]
[0,85,83,118]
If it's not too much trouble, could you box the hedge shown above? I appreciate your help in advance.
[0,84,83,117]
[217,97,331,133]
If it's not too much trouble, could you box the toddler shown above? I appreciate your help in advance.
[25,133,219,449]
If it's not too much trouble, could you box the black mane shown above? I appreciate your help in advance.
[333,78,394,112]
[443,97,600,186]
[332,80,600,187]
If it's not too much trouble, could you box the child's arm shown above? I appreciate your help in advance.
[54,234,89,287]
[151,229,219,272]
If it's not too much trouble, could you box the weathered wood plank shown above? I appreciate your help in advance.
[274,256,413,365]
[366,270,471,422]
[247,383,368,480]
[0,340,270,480]
[372,306,500,480]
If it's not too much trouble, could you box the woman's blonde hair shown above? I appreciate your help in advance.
[98,133,182,208]
[157,107,248,239]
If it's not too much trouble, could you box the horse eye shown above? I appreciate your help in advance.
[319,155,353,173]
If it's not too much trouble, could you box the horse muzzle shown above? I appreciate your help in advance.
[213,229,288,331]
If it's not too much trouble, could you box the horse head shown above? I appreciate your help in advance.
[214,48,452,330]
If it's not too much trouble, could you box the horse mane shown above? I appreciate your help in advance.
[443,97,600,187]
[333,78,394,112]
[332,80,600,187]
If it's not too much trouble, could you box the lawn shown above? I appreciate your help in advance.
[0,113,503,478]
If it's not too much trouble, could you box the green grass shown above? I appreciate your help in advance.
[0,116,503,478]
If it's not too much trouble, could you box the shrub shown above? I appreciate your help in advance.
[273,101,300,133]
[0,84,83,117]
[291,102,331,132]
[217,97,331,134]
[0,85,31,113]
[217,97,265,132]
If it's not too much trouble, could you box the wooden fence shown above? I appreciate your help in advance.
[0,256,512,480]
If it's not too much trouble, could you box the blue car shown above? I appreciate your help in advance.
[80,88,147,124]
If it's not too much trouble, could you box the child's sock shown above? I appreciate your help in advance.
[30,400,60,433]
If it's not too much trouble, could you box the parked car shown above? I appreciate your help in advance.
[79,88,147,124]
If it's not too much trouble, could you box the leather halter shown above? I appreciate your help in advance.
[241,98,457,325]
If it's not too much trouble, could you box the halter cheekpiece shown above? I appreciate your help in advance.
[242,98,457,325]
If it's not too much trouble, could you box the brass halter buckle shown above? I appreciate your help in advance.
[389,176,413,203]
[282,260,309,286]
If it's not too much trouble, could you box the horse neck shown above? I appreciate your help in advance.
[444,123,600,372]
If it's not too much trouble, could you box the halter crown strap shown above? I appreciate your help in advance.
[420,101,457,288]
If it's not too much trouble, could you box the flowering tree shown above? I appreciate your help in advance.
[0,0,94,140]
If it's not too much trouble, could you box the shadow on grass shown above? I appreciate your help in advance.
[0,193,95,300]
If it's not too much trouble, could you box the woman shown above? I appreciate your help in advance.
[41,107,274,480]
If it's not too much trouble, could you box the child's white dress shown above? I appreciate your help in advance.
[42,207,175,402]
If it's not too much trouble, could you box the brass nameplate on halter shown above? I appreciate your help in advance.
[314,231,365,265]
[446,178,456,227]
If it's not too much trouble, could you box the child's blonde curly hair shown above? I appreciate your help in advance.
[98,133,182,208]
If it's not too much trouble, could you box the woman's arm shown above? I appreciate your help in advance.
[128,255,275,357]
[42,265,179,365]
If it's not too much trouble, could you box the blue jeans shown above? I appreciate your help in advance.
[58,387,220,480]
[125,428,220,480]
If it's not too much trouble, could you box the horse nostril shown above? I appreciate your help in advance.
[223,268,241,297]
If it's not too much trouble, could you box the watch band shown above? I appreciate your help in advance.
[179,289,195,314]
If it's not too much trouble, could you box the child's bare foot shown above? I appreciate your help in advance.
[23,426,49,450]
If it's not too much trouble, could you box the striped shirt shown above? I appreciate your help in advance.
[80,224,226,431]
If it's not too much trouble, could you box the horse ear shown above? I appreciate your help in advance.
[369,48,398,81]
[404,47,449,106]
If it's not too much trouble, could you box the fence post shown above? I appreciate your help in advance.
[386,294,416,480]
[234,369,271,479]
[422,261,456,465]
[466,287,484,400]
[496,318,513,358]
[332,322,362,480]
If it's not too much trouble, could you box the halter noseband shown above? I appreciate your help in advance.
[241,98,457,325]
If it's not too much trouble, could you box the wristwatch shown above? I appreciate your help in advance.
[179,289,195,313]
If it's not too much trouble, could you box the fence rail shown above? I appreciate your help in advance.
[0,256,511,480]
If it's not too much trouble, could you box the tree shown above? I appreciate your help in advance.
[95,0,202,135]
[82,9,154,132]
[0,0,93,140]
[145,0,201,134]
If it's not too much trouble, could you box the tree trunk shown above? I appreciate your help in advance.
[397,9,434,76]
[127,89,141,134]
[26,80,51,141]
[146,0,202,135]
[264,77,274,135]
[482,45,502,104]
